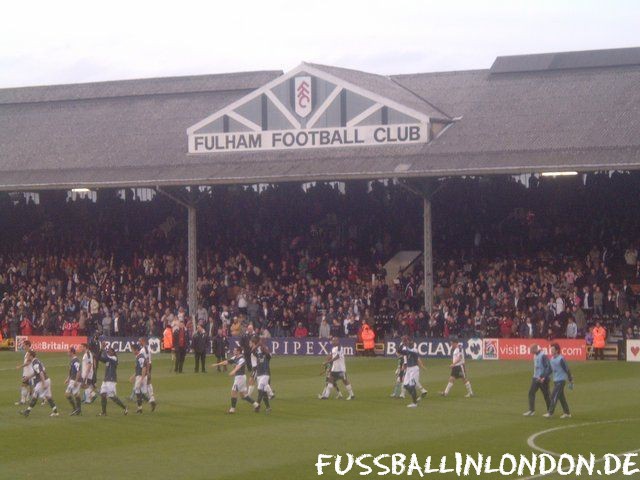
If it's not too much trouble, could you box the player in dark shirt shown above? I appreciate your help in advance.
[390,353,406,399]
[251,338,272,413]
[212,346,259,414]
[399,336,422,407]
[64,347,83,415]
[97,344,128,416]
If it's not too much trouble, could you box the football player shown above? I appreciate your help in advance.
[97,344,128,416]
[212,346,259,414]
[250,338,272,413]
[319,337,354,400]
[79,343,97,404]
[139,337,157,411]
[20,350,59,417]
[131,343,148,414]
[15,339,33,406]
[440,338,474,398]
[64,347,83,415]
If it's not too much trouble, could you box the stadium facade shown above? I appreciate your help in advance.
[1,46,640,317]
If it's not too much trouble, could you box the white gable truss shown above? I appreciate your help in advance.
[187,63,432,154]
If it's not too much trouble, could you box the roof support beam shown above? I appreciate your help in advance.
[397,178,444,316]
[156,186,198,330]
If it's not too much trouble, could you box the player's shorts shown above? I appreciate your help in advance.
[451,365,467,379]
[100,381,117,398]
[81,368,94,382]
[232,375,247,393]
[330,371,347,382]
[81,376,94,388]
[33,378,52,399]
[403,366,419,387]
[257,374,270,390]
[65,380,81,396]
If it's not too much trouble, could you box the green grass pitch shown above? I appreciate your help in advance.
[0,352,638,479]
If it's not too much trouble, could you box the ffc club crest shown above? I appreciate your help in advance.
[294,76,312,118]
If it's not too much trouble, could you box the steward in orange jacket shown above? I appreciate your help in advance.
[592,322,607,360]
[163,326,174,352]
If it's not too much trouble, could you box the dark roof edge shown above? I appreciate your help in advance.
[491,46,640,74]
[1,145,639,192]
[0,70,284,105]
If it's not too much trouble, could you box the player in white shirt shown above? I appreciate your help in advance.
[79,343,97,403]
[20,350,59,417]
[319,337,354,400]
[15,340,34,405]
[440,338,474,398]
[139,337,157,411]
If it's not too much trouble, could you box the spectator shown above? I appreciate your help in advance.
[212,328,229,372]
[173,321,187,373]
[294,322,308,338]
[192,324,209,373]
[318,318,330,338]
[566,318,578,339]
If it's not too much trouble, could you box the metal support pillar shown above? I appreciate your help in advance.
[423,196,433,315]
[397,179,444,316]
[187,203,197,329]
[156,186,198,331]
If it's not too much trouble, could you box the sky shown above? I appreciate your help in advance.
[1,0,639,88]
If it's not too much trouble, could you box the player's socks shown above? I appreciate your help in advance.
[101,396,108,414]
[405,385,418,403]
[243,396,255,404]
[67,396,77,410]
[111,396,127,410]
[346,384,354,398]
[47,399,58,413]
[444,382,453,395]
[465,382,474,396]
[391,383,402,397]
[21,386,28,403]
[136,393,143,407]
[75,396,82,413]
[321,383,333,399]
[266,384,274,398]
[259,390,270,408]
[231,397,238,408]
[147,384,155,402]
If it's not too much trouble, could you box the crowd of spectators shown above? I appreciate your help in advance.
[1,172,640,344]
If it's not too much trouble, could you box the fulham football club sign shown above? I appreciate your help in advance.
[294,76,312,118]
[187,63,432,154]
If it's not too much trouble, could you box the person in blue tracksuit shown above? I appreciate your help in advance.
[523,344,552,416]
[544,343,573,419]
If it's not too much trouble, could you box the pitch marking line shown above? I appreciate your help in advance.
[518,418,640,480]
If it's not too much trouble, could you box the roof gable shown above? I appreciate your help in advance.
[187,63,445,153]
